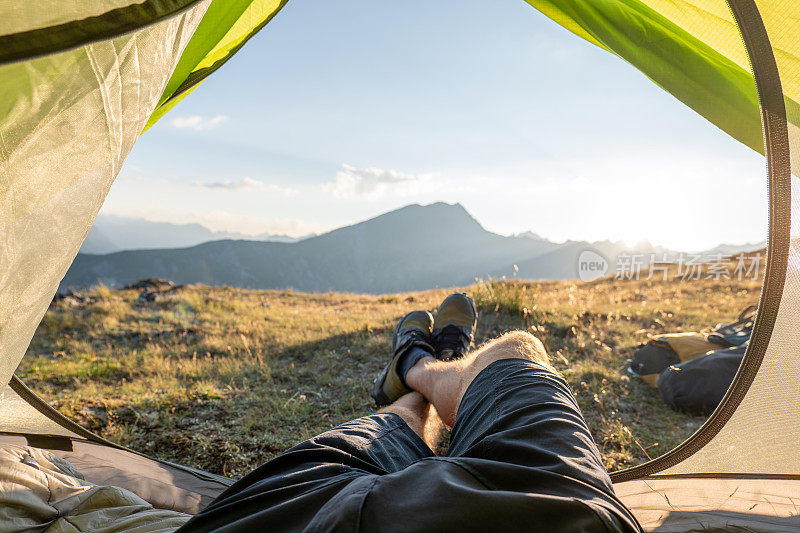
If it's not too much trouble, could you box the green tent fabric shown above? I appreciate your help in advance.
[145,0,289,130]
[1,1,799,531]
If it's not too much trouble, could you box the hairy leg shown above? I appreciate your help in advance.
[378,391,444,451]
[406,331,554,427]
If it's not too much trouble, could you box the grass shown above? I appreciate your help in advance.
[16,274,760,477]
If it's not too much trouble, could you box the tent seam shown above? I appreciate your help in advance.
[0,0,203,66]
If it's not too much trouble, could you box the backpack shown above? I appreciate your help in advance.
[657,344,747,416]
[627,304,756,387]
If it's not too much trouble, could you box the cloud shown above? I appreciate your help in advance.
[116,173,171,185]
[194,177,264,190]
[196,210,315,236]
[325,164,420,199]
[193,177,296,195]
[170,115,229,131]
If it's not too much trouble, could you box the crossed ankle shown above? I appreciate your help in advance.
[403,358,464,427]
[397,346,434,387]
[404,355,438,392]
[397,332,554,429]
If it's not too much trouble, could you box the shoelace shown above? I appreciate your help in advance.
[398,329,434,353]
[433,325,471,355]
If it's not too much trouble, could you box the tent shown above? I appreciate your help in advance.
[0,1,798,530]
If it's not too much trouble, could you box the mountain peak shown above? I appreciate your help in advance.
[341,202,482,231]
[418,201,480,224]
[514,230,547,241]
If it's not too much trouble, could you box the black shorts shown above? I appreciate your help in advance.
[180,359,642,532]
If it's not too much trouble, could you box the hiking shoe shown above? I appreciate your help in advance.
[371,310,434,406]
[432,293,477,361]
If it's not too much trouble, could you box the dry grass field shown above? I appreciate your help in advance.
[16,271,760,478]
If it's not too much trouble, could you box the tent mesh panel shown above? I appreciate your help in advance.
[661,0,799,476]
[665,177,800,475]
[0,1,210,402]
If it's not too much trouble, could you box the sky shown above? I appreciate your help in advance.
[104,0,768,251]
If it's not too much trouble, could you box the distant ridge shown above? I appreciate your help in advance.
[81,215,313,254]
[62,203,762,293]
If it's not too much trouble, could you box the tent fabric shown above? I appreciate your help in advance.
[0,1,210,393]
[0,1,206,65]
[0,1,183,38]
[654,0,799,477]
[0,386,81,439]
[0,1,289,513]
[615,477,800,532]
[610,0,795,481]
[0,0,289,396]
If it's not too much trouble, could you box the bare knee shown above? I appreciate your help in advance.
[378,392,442,449]
[445,331,555,420]
[378,392,428,435]
[472,331,553,371]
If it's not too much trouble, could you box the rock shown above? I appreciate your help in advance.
[130,279,183,304]
[124,278,175,291]
[51,291,94,307]
[136,290,161,304]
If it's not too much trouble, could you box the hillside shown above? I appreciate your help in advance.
[64,203,688,292]
[18,274,760,477]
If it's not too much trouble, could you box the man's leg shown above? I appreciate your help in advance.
[406,330,553,427]
[378,392,444,452]
[359,331,642,532]
[181,304,449,532]
[179,393,441,532]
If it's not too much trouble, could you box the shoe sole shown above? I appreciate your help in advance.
[371,312,425,406]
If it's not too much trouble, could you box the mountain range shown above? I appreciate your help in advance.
[62,203,764,293]
[81,215,313,254]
